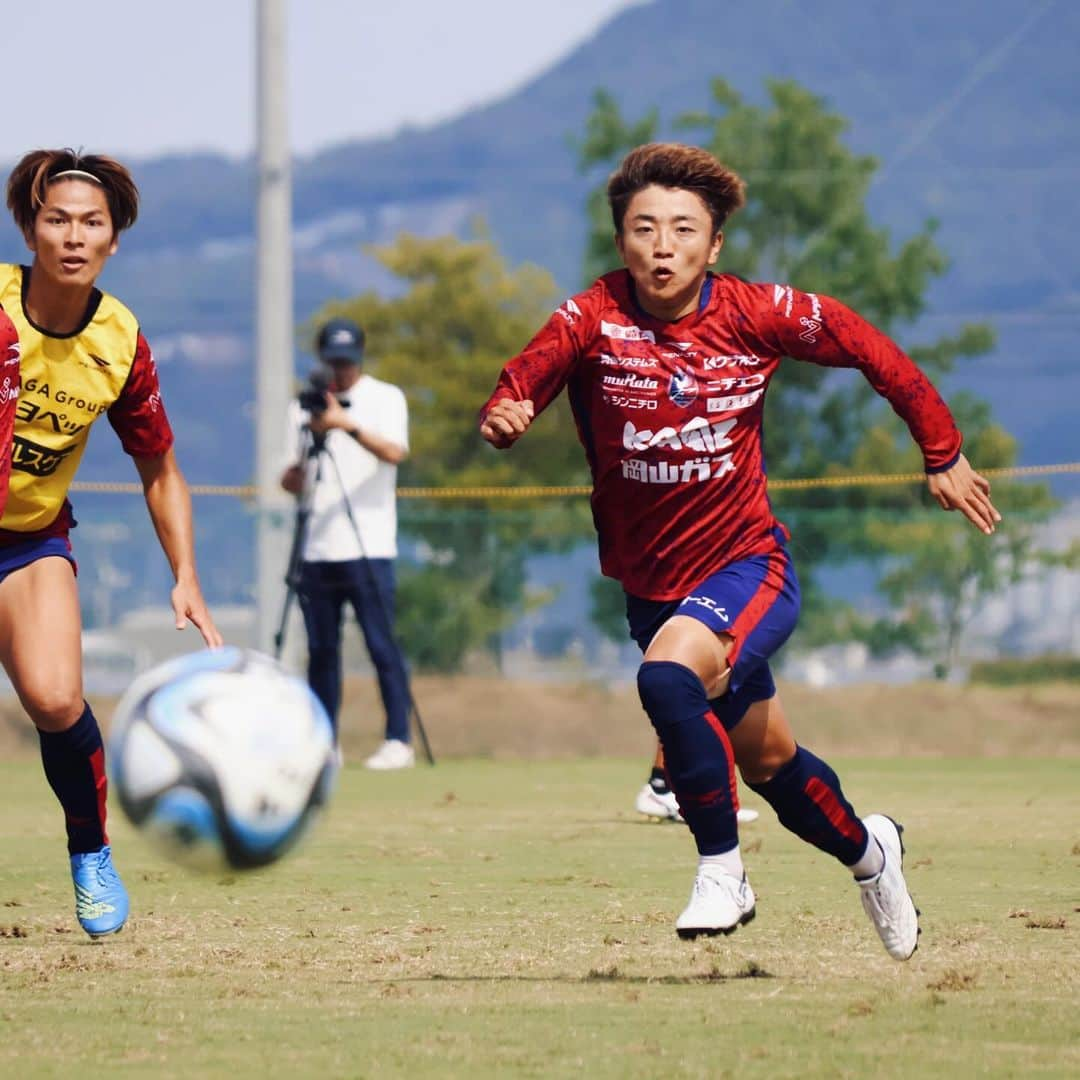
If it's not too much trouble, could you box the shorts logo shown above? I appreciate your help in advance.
[668,368,698,408]
[679,595,730,622]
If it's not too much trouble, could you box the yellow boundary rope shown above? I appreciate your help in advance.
[67,462,1080,499]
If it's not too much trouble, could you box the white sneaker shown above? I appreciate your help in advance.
[363,739,415,771]
[635,783,682,821]
[858,814,920,961]
[635,784,760,825]
[675,868,756,939]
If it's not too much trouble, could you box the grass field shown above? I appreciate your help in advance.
[0,757,1076,1078]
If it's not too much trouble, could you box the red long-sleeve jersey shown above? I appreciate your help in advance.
[481,270,962,601]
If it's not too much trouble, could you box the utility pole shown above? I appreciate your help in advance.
[254,0,295,655]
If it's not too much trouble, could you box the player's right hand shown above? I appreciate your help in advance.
[280,464,304,495]
[480,399,534,449]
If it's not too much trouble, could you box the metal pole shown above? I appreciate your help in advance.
[254,0,295,656]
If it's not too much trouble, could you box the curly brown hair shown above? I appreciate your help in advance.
[607,142,745,236]
[6,149,139,240]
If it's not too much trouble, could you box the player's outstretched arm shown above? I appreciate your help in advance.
[134,449,224,648]
[480,399,534,449]
[926,453,1002,535]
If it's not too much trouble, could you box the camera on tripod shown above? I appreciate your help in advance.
[298,368,332,416]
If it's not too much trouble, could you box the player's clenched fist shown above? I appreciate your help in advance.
[480,398,534,448]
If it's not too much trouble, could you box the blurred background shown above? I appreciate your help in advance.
[1,0,1076,709]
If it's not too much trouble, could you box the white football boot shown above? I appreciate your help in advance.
[858,814,920,960]
[363,739,415,771]
[635,783,682,820]
[675,867,756,939]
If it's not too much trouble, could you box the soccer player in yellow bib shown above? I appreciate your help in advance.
[0,149,224,938]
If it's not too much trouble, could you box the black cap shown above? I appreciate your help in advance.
[316,318,365,364]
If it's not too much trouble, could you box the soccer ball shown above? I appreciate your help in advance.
[108,647,337,872]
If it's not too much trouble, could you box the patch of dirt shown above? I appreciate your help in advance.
[0,677,1076,760]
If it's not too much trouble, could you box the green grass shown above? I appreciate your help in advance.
[0,758,1076,1079]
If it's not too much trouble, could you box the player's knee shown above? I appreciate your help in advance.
[636,660,709,734]
[24,686,84,732]
[739,752,790,786]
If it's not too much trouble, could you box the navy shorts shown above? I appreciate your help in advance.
[625,548,801,729]
[0,536,75,585]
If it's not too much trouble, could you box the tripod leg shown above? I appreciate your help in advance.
[409,693,436,766]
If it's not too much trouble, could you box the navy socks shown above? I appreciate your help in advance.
[748,745,868,865]
[637,661,738,855]
[38,703,109,855]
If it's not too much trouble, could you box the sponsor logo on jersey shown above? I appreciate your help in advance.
[621,453,735,484]
[11,435,77,477]
[702,354,762,370]
[623,415,736,454]
[603,394,657,411]
[706,389,764,413]
[556,297,582,325]
[4,342,20,365]
[598,353,657,370]
[773,284,794,317]
[668,368,698,408]
[679,595,730,621]
[706,374,765,393]
[798,293,823,343]
[601,373,659,392]
[0,377,17,405]
[601,319,656,343]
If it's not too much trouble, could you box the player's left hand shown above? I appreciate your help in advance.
[926,453,1002,535]
[172,581,225,648]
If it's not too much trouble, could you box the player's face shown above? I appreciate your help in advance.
[28,179,118,289]
[615,185,722,320]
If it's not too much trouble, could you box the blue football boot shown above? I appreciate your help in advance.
[70,845,129,939]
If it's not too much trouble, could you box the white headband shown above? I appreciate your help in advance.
[49,169,102,185]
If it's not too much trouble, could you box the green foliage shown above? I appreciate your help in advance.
[576,79,1058,670]
[308,226,587,491]
[969,655,1080,685]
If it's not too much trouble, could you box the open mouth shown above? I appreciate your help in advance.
[652,268,675,285]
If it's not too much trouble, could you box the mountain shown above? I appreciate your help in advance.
[0,0,1076,610]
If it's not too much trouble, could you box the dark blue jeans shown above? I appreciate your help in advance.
[297,558,410,742]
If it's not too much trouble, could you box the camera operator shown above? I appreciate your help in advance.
[280,318,414,770]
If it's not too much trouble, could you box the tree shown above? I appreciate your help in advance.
[308,228,593,671]
[577,80,1058,673]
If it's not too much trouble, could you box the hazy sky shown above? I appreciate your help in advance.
[3,1,641,162]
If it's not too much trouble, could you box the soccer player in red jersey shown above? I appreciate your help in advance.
[480,143,1000,958]
[0,149,224,938]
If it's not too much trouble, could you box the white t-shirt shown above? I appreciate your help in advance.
[283,374,409,561]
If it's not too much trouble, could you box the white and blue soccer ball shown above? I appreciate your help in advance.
[108,647,337,872]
